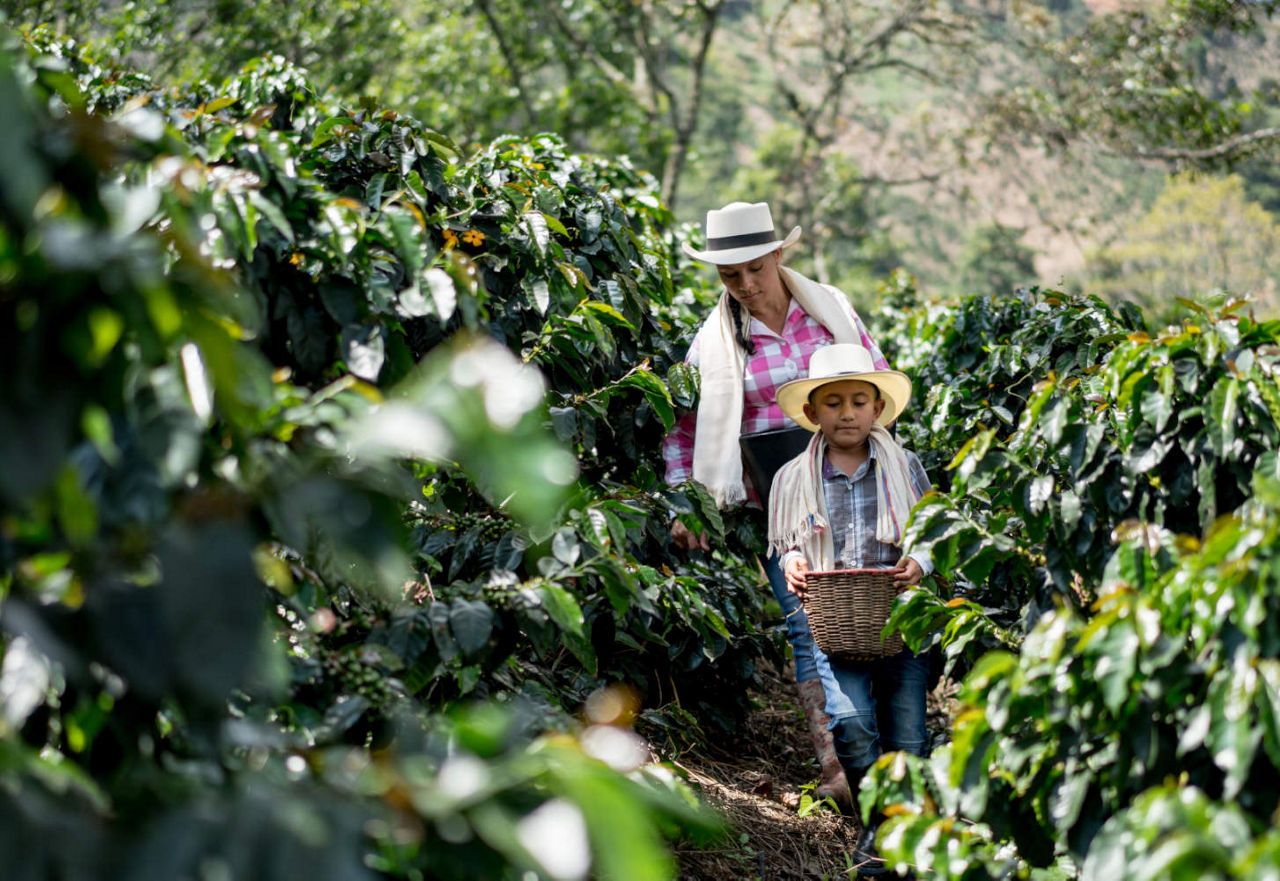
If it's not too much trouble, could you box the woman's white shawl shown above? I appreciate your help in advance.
[691,266,865,508]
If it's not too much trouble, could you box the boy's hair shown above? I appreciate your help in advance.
[806,378,882,408]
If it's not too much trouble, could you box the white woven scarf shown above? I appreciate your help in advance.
[691,266,864,508]
[767,424,921,568]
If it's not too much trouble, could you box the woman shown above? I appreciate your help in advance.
[663,200,889,809]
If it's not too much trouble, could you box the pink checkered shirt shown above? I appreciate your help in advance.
[662,298,887,499]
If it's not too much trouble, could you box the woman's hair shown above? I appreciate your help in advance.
[727,298,757,356]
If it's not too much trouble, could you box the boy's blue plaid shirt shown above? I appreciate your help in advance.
[820,444,933,574]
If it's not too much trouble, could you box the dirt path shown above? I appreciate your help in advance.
[670,665,870,880]
[670,663,954,879]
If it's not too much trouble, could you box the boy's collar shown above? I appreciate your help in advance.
[821,442,877,478]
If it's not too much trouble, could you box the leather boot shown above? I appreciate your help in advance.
[796,678,853,811]
[853,813,889,877]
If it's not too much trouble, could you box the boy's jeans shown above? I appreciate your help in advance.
[764,552,929,766]
[826,649,930,771]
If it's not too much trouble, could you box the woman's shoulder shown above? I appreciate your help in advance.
[686,299,730,358]
[793,279,855,314]
[691,298,728,336]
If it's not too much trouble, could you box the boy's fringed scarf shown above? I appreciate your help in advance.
[692,266,864,508]
[766,431,833,568]
[767,424,922,570]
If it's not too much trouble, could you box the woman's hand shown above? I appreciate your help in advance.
[784,555,809,596]
[670,519,710,551]
[892,557,924,591]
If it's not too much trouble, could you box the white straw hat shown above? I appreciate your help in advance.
[776,344,912,431]
[681,201,802,265]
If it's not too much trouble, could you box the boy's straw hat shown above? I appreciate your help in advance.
[681,201,801,265]
[777,344,912,431]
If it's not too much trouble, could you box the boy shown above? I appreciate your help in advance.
[768,343,932,878]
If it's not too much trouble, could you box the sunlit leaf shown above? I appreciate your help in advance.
[424,267,458,322]
[539,583,585,637]
[524,211,550,254]
[342,324,386,381]
[528,278,551,316]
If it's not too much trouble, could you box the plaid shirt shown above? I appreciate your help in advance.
[813,445,933,575]
[662,298,887,492]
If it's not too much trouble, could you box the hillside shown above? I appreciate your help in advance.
[691,0,1280,315]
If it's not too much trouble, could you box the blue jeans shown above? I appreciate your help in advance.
[763,551,824,683]
[764,553,929,766]
[827,649,930,772]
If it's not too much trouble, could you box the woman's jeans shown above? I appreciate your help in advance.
[763,551,824,683]
[764,552,929,771]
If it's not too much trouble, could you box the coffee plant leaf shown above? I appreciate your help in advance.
[449,598,495,656]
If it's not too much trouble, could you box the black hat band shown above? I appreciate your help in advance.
[704,230,779,249]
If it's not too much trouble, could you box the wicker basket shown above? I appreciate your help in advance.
[803,568,904,661]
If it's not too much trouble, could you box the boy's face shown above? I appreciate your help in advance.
[802,379,885,451]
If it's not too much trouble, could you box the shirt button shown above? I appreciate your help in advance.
[785,359,798,378]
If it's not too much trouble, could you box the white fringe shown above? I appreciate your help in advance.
[767,425,921,565]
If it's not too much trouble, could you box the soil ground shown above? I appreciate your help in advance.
[670,662,955,880]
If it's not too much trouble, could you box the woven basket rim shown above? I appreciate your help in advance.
[805,567,895,578]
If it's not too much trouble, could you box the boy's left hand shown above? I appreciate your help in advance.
[784,556,810,597]
[892,557,923,591]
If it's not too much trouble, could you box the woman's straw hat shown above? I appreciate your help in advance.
[776,344,912,431]
[681,201,801,265]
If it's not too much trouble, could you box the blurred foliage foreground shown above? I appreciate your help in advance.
[8,23,1280,881]
[0,30,765,881]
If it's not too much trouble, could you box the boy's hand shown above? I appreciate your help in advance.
[892,557,923,591]
[670,519,710,551]
[784,556,809,596]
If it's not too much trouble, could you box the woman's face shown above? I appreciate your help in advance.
[716,250,788,315]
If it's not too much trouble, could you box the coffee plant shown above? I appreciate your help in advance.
[879,283,1279,662]
[862,280,1280,877]
[866,465,1280,879]
[0,30,744,880]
